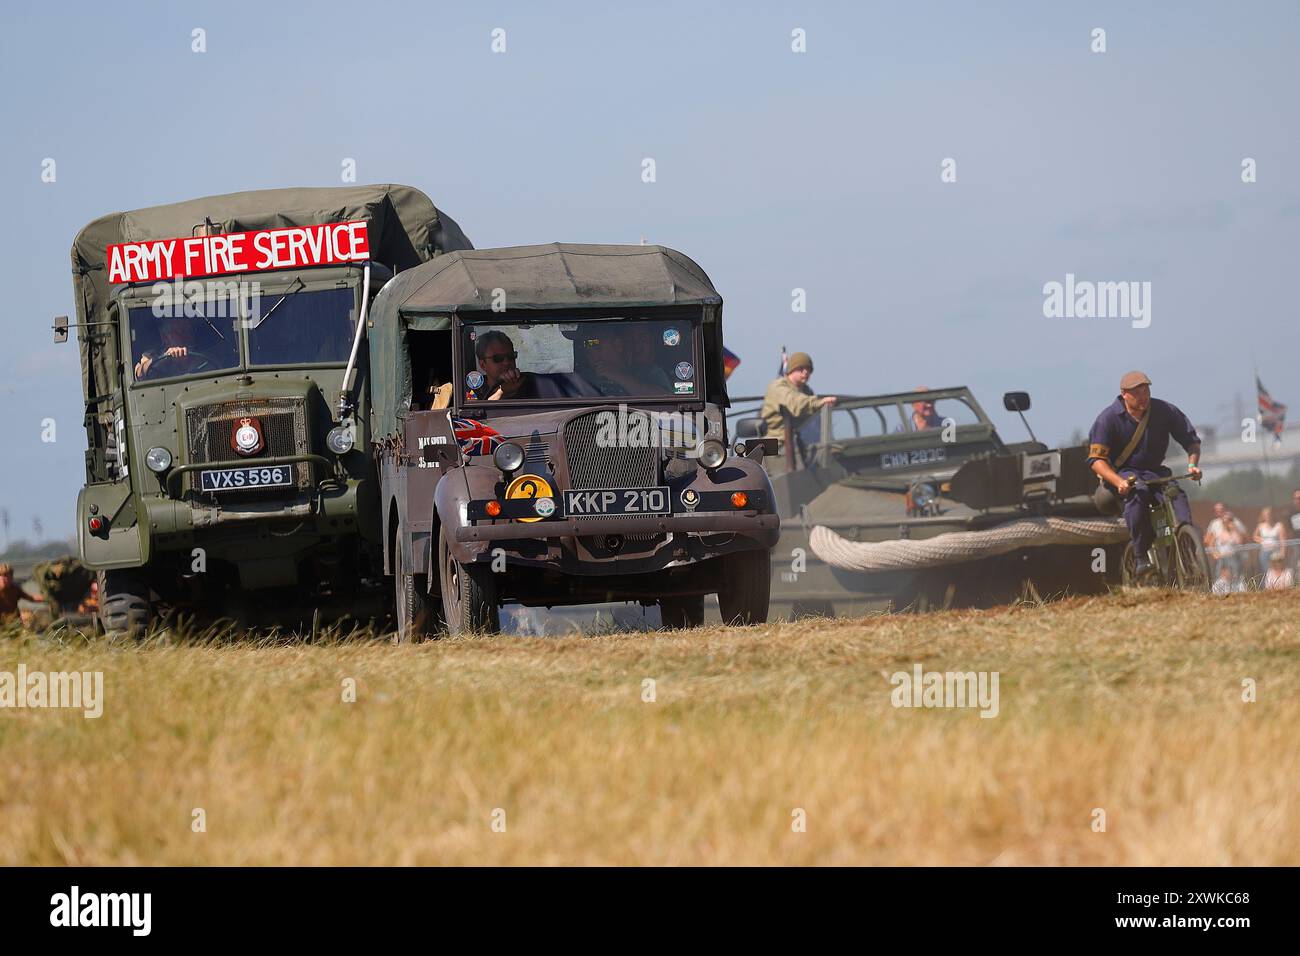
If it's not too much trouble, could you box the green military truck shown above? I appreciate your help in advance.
[59,185,471,633]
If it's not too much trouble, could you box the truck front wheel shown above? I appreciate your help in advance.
[717,548,771,626]
[98,570,151,637]
[438,527,500,636]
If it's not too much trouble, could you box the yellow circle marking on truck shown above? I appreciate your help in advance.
[505,474,554,523]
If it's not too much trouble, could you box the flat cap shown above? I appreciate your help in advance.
[1119,370,1151,390]
[787,351,814,373]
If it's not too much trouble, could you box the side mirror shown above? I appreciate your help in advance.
[53,315,69,344]
[1003,391,1031,412]
[735,437,777,460]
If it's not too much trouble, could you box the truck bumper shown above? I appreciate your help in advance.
[454,512,779,542]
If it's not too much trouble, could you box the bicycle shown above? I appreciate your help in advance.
[1118,472,1212,590]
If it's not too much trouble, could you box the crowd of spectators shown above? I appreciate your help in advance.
[1204,490,1300,593]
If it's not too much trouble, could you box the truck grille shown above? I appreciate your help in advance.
[563,410,659,493]
[184,398,311,495]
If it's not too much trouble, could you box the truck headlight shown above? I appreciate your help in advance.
[698,439,726,470]
[494,441,525,474]
[910,480,938,508]
[326,425,355,455]
[145,446,173,473]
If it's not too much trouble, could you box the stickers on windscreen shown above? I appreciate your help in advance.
[466,370,485,390]
[674,382,695,395]
[662,328,680,347]
[675,361,694,380]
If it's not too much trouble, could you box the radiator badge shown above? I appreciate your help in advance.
[231,416,265,456]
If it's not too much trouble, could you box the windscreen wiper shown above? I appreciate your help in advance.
[250,276,305,329]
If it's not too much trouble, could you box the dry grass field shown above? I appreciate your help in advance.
[2,588,1297,866]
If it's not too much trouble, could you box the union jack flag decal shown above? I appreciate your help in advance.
[452,417,502,456]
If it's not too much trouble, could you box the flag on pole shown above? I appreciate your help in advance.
[722,347,740,379]
[778,346,788,377]
[1257,375,1287,441]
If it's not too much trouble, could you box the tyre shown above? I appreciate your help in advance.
[658,594,705,629]
[716,548,771,625]
[1174,524,1212,591]
[1120,542,1139,587]
[97,570,151,637]
[393,518,439,642]
[438,527,500,636]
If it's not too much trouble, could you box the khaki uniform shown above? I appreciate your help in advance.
[760,376,821,446]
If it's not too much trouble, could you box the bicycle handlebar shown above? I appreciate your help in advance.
[1139,471,1201,487]
[1117,471,1201,494]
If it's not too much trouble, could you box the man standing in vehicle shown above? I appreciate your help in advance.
[1087,370,1203,576]
[761,351,836,448]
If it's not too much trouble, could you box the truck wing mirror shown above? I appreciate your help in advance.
[1003,391,1030,412]
[53,315,69,344]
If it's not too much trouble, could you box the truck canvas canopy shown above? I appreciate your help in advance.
[367,243,729,439]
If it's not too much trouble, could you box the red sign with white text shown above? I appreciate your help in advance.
[106,221,371,284]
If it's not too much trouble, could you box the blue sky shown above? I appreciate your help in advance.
[2,0,1297,539]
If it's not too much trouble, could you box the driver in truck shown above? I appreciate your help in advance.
[133,315,206,379]
[475,330,533,400]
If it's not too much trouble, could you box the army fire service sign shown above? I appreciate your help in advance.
[106,221,371,283]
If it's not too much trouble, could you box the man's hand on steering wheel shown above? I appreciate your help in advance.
[135,346,210,380]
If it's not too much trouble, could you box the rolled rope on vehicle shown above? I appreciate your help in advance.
[809,517,1129,571]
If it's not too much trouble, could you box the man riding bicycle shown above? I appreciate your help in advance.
[1087,370,1203,578]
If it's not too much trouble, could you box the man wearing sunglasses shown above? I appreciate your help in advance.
[474,330,531,400]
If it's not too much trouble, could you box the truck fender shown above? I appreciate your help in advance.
[434,465,491,565]
[77,482,151,570]
[700,455,777,504]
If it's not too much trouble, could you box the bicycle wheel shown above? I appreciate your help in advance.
[1174,524,1212,591]
[1120,542,1139,587]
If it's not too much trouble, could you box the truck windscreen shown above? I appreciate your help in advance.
[129,304,240,383]
[460,318,697,402]
[248,287,356,366]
